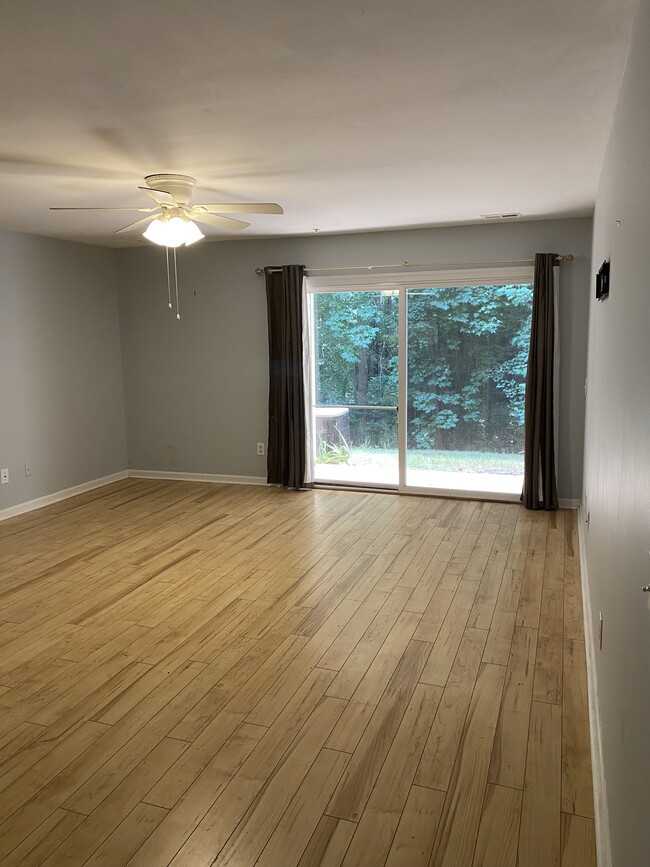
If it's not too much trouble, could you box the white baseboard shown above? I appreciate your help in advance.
[577,504,611,867]
[0,469,273,523]
[128,469,267,486]
[0,470,582,524]
[0,470,129,523]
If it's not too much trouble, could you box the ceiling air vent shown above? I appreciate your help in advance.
[480,212,522,220]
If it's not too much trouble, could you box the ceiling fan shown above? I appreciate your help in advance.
[50,173,283,246]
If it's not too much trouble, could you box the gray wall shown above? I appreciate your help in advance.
[583,1,650,864]
[0,229,127,512]
[116,217,592,500]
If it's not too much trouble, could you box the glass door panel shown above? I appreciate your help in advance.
[312,290,399,487]
[405,283,533,496]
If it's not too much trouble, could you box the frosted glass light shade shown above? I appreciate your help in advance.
[143,216,205,247]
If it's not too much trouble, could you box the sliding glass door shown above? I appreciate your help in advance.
[404,282,532,496]
[308,269,533,500]
[311,290,399,488]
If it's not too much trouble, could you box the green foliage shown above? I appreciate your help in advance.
[313,283,532,454]
[314,292,399,406]
[314,440,352,464]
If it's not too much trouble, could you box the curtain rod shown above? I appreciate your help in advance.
[255,254,574,276]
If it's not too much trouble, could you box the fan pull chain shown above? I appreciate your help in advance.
[165,247,172,309]
[173,247,180,320]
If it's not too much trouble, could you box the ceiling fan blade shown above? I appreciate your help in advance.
[192,213,251,231]
[50,206,155,212]
[194,203,284,215]
[138,186,177,207]
[115,214,158,234]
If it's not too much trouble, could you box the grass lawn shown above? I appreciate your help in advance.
[344,447,523,475]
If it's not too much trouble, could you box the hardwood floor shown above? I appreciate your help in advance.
[0,480,597,866]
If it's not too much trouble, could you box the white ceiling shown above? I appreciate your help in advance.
[0,0,637,247]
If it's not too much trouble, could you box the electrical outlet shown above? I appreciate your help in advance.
[256,443,265,456]
[0,468,8,484]
[24,462,32,477]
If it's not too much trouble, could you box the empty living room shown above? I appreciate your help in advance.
[1,1,648,866]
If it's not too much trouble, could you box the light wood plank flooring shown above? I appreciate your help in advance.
[0,480,596,866]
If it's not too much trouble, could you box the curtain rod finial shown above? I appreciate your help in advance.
[255,267,264,276]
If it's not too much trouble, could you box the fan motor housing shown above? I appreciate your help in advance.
[144,174,196,205]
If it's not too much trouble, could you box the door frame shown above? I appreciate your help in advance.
[306,265,534,501]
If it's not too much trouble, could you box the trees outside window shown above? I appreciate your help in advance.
[313,284,532,469]
[407,284,532,456]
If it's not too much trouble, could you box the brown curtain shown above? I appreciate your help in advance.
[265,264,311,489]
[521,253,559,510]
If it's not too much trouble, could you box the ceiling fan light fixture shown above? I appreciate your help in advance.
[143,215,204,247]
[178,218,204,246]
